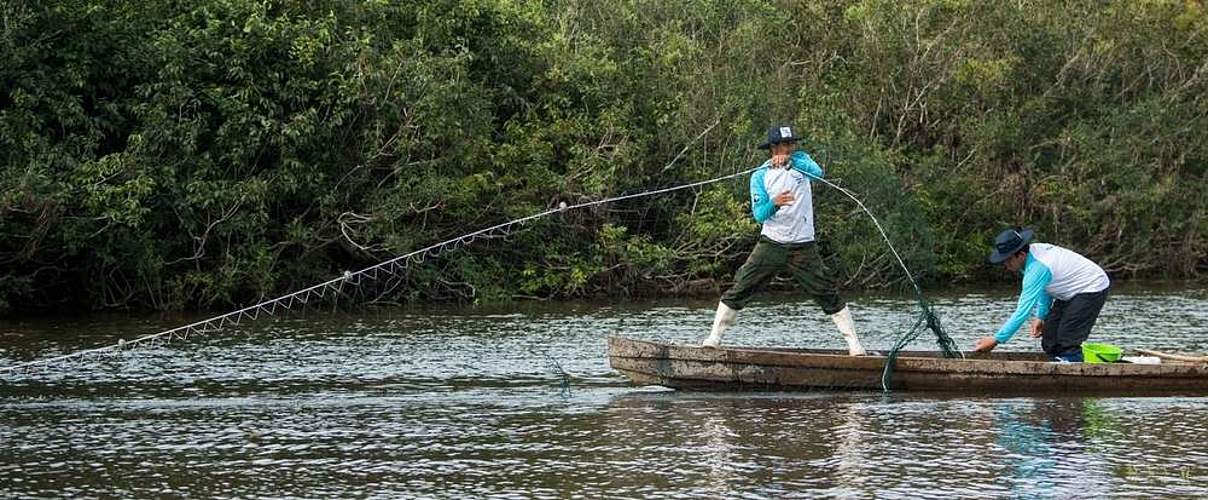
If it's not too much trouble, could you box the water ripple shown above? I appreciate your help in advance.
[1,287,1206,497]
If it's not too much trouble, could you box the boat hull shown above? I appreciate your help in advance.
[607,336,1208,395]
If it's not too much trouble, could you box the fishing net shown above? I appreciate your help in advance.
[2,135,962,394]
[881,290,961,391]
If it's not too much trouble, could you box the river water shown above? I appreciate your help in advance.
[1,284,1206,498]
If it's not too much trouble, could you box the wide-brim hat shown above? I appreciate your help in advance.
[758,124,800,150]
[987,228,1035,264]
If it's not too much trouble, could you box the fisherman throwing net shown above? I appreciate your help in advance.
[703,125,866,356]
[703,124,959,376]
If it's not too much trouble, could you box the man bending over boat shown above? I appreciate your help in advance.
[973,228,1111,362]
[701,125,867,356]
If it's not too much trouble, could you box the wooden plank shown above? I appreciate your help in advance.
[1135,348,1208,364]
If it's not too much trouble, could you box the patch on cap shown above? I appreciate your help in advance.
[779,126,792,138]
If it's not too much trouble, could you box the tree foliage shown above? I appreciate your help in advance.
[1,0,1205,313]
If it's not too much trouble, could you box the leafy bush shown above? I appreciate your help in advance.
[1,0,1204,313]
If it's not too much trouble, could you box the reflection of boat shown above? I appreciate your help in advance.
[607,336,1208,395]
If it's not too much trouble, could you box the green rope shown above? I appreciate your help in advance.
[881,294,960,391]
[806,173,962,391]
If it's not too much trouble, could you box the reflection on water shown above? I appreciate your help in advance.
[993,399,1113,497]
[1,286,1206,497]
[833,401,866,495]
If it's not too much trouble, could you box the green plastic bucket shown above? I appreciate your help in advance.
[1083,343,1122,363]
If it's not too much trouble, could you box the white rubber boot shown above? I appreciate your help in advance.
[702,302,737,348]
[831,306,867,356]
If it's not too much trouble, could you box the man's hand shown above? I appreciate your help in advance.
[1028,319,1045,338]
[973,336,999,352]
[771,153,790,168]
[773,190,795,207]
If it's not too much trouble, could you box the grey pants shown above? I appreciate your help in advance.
[1042,288,1109,357]
[720,237,845,315]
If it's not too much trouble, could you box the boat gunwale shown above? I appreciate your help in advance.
[607,335,1208,380]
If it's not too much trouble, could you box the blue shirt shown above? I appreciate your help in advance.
[749,150,824,243]
[994,253,1054,343]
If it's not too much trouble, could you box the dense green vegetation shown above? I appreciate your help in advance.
[2,0,1205,313]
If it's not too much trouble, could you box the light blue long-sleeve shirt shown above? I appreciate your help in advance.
[750,150,824,223]
[994,253,1054,343]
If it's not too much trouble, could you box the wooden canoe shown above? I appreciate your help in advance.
[607,336,1208,395]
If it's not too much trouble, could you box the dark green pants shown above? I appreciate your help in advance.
[720,237,845,315]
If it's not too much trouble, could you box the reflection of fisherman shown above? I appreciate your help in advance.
[991,400,1114,497]
[974,228,1110,361]
[702,125,866,355]
[994,405,1058,494]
